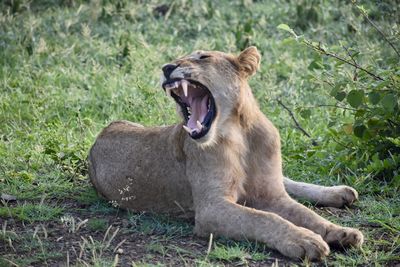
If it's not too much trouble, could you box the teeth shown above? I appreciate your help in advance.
[174,81,180,88]
[166,88,172,97]
[197,120,203,130]
[183,125,192,134]
[181,80,188,97]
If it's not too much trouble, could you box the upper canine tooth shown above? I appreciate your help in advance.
[181,80,188,97]
[183,125,192,134]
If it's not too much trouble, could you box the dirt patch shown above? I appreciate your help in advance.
[0,199,289,266]
[1,198,398,266]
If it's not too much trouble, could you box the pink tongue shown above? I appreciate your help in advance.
[187,95,209,130]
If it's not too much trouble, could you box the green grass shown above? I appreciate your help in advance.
[208,244,269,264]
[87,218,109,232]
[0,203,63,222]
[0,229,63,266]
[126,213,193,237]
[0,0,399,266]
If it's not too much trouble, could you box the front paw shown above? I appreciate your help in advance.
[324,225,364,248]
[277,228,330,261]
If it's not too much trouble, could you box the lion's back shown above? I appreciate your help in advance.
[88,120,193,214]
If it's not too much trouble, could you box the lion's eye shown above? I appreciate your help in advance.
[199,55,211,59]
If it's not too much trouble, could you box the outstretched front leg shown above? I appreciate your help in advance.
[253,194,364,249]
[284,177,359,208]
[186,152,329,260]
[194,196,330,260]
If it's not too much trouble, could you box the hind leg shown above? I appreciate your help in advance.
[284,177,358,208]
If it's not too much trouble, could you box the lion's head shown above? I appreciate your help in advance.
[161,46,261,145]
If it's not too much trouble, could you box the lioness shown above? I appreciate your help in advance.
[88,47,363,260]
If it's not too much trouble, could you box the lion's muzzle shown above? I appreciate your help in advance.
[162,78,216,140]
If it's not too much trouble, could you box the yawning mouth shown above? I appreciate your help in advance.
[162,79,216,139]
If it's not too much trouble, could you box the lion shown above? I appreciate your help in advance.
[88,47,363,260]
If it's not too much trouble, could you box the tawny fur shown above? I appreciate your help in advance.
[88,47,363,261]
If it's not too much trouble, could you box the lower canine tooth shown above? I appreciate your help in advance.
[183,125,192,134]
[166,88,172,97]
[196,120,203,130]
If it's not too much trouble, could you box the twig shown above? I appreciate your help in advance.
[322,79,334,86]
[303,40,384,81]
[206,233,213,257]
[342,45,358,81]
[276,99,318,146]
[353,2,400,59]
[309,104,358,111]
[113,239,127,253]
[330,135,353,150]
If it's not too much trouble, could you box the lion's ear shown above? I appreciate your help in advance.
[237,46,261,78]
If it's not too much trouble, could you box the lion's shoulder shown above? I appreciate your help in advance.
[98,120,144,138]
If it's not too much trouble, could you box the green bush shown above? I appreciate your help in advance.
[278,3,400,187]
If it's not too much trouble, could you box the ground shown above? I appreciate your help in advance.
[0,0,399,266]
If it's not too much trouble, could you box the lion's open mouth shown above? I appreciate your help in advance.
[162,79,216,139]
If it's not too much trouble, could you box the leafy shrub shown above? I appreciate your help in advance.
[278,3,400,187]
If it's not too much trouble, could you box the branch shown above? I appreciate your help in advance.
[302,40,384,81]
[342,45,358,81]
[308,104,358,111]
[330,135,353,150]
[354,2,400,59]
[276,99,318,146]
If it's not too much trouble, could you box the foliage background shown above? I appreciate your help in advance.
[0,0,399,266]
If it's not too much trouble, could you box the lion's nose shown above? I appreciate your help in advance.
[162,64,178,79]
